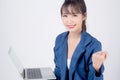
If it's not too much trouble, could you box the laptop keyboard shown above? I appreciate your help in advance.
[27,68,42,79]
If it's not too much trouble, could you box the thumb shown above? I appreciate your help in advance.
[103,51,108,60]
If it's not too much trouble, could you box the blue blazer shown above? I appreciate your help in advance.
[54,31,104,80]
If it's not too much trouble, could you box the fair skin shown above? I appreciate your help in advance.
[61,11,108,72]
[92,51,108,72]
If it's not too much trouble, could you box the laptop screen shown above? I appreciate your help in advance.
[8,47,24,78]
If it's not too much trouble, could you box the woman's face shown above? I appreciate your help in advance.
[61,11,86,33]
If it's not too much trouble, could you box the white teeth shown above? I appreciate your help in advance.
[69,24,76,26]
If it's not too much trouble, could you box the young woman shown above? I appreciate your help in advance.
[54,0,108,80]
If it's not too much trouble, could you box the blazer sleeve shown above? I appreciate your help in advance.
[87,40,104,80]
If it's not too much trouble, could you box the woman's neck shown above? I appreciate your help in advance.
[68,31,82,40]
[67,31,82,59]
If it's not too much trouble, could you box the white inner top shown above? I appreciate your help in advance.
[67,59,71,69]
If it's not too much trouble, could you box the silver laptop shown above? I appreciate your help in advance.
[8,47,56,80]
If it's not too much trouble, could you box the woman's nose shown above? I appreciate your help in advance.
[67,17,73,23]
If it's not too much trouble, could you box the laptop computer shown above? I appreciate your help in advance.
[8,47,56,80]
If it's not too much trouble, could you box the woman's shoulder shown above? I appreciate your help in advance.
[81,31,102,51]
[55,31,68,41]
[54,31,68,51]
[84,31,101,43]
[83,32,102,61]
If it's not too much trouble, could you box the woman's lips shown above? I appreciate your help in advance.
[67,24,76,29]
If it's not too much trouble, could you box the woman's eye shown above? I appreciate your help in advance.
[62,15,67,17]
[73,14,77,17]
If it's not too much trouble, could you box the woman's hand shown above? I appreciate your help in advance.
[92,51,108,72]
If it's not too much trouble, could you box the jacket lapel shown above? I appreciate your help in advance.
[61,42,67,80]
[69,43,85,80]
[69,31,92,80]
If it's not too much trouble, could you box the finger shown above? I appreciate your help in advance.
[104,52,108,60]
[102,51,108,54]
[95,51,102,56]
[102,51,108,57]
[100,52,108,61]
[99,51,108,56]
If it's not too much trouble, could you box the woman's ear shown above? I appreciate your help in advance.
[82,13,87,21]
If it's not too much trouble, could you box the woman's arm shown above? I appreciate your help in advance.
[87,41,108,80]
[92,51,108,72]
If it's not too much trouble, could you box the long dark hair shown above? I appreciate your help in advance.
[61,0,87,31]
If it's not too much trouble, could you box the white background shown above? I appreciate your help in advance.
[0,0,120,80]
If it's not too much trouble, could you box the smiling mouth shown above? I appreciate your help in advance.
[67,24,76,29]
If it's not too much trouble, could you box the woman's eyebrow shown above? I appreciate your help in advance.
[62,13,70,15]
